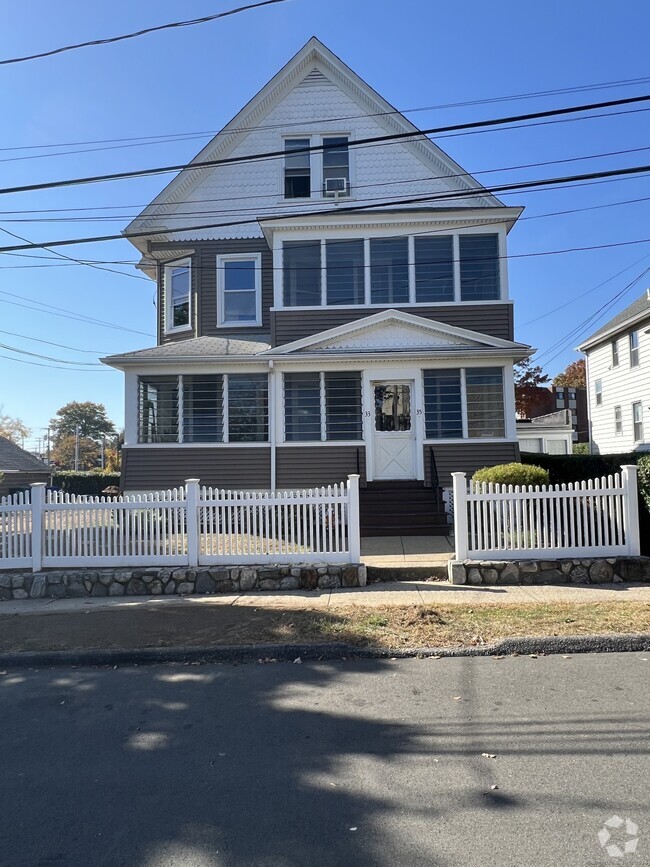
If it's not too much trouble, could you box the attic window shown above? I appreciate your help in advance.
[322,137,349,196]
[284,139,311,198]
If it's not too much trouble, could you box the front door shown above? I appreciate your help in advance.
[372,382,416,480]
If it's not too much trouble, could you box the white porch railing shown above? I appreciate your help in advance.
[0,476,361,572]
[451,465,641,560]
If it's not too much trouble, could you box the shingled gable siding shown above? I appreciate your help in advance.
[271,303,514,345]
[152,239,273,344]
[121,447,271,490]
[276,445,366,488]
[423,442,520,487]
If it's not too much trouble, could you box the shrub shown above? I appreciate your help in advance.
[472,462,549,487]
[51,470,120,496]
[572,442,589,455]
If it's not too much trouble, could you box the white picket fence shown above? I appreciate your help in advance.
[0,476,361,571]
[451,466,641,560]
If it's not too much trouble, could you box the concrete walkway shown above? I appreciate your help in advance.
[1,581,649,618]
[361,535,454,568]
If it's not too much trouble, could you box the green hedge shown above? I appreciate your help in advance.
[52,471,120,496]
[472,462,549,487]
[521,451,650,555]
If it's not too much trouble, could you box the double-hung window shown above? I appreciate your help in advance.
[630,331,640,367]
[633,401,644,442]
[612,339,619,367]
[614,405,623,436]
[284,139,311,198]
[283,372,362,442]
[322,137,350,196]
[595,379,603,406]
[165,260,191,332]
[217,254,262,327]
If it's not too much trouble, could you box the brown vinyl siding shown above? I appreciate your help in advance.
[121,447,271,490]
[152,239,273,344]
[424,442,520,487]
[272,303,514,345]
[276,445,366,488]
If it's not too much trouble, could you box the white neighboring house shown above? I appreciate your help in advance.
[579,290,650,454]
[516,410,573,455]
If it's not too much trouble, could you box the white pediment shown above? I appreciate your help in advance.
[299,320,482,353]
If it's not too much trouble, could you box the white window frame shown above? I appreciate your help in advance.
[633,401,644,442]
[595,379,603,406]
[612,339,619,367]
[630,331,640,367]
[216,253,262,328]
[614,405,623,436]
[280,133,353,201]
[164,258,192,334]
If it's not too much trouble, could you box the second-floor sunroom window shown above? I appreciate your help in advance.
[165,260,191,332]
[280,232,502,307]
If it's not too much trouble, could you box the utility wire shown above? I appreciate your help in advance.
[0,0,292,66]
[0,327,108,354]
[2,93,650,198]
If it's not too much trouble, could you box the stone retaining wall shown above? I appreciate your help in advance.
[0,564,367,601]
[448,557,650,585]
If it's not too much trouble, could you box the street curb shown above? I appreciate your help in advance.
[1,633,649,668]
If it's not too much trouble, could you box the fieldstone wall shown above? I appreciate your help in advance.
[0,564,367,601]
[448,557,650,585]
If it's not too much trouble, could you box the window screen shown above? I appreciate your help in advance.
[465,368,505,437]
[423,370,463,438]
[459,234,500,301]
[415,236,454,302]
[283,241,321,307]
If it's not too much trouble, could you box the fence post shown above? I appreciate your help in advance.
[347,474,361,563]
[185,479,200,568]
[30,483,46,573]
[621,465,641,556]
[451,472,468,560]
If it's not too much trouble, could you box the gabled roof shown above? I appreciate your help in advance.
[579,290,650,351]
[125,37,504,252]
[266,309,532,357]
[0,436,50,474]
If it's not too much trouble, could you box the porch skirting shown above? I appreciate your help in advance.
[1,564,367,601]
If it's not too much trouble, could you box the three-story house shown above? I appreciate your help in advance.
[104,37,532,534]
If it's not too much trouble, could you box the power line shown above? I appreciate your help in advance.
[0,352,110,372]
[2,162,650,254]
[0,327,108,354]
[0,0,292,66]
[0,341,104,366]
[2,93,650,198]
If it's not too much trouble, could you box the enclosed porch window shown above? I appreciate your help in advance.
[283,371,362,442]
[423,366,505,439]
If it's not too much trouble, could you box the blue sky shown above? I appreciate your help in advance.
[2,0,650,449]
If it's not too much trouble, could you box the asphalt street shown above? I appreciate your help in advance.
[0,652,648,867]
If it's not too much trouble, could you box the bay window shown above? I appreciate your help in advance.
[165,260,191,331]
[283,371,362,442]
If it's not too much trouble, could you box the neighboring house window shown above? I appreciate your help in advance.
[165,261,191,331]
[227,374,268,442]
[138,377,179,443]
[612,340,619,367]
[414,236,454,302]
[633,401,644,442]
[595,379,603,406]
[519,437,543,453]
[614,405,623,436]
[217,254,262,327]
[465,368,505,437]
[283,240,321,306]
[459,234,500,301]
[283,372,362,442]
[630,331,640,367]
[322,137,349,196]
[284,139,310,198]
[326,239,364,305]
[547,439,568,455]
[370,237,409,304]
[423,370,463,438]
[556,393,565,408]
[137,375,268,443]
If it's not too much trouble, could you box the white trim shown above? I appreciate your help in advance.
[124,442,271,450]
[163,258,193,335]
[216,252,262,328]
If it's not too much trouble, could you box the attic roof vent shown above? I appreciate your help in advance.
[300,68,328,86]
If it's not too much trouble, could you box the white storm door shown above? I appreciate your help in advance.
[372,382,416,480]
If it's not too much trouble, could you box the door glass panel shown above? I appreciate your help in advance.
[374,384,411,432]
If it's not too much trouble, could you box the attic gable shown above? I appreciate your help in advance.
[126,38,501,251]
[267,310,528,356]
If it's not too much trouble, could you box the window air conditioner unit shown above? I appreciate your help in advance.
[324,177,348,196]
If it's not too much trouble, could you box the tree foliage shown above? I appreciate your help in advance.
[50,401,116,443]
[553,359,586,388]
[50,434,101,471]
[0,411,30,444]
[513,360,550,417]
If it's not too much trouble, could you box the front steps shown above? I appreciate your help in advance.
[360,480,450,536]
